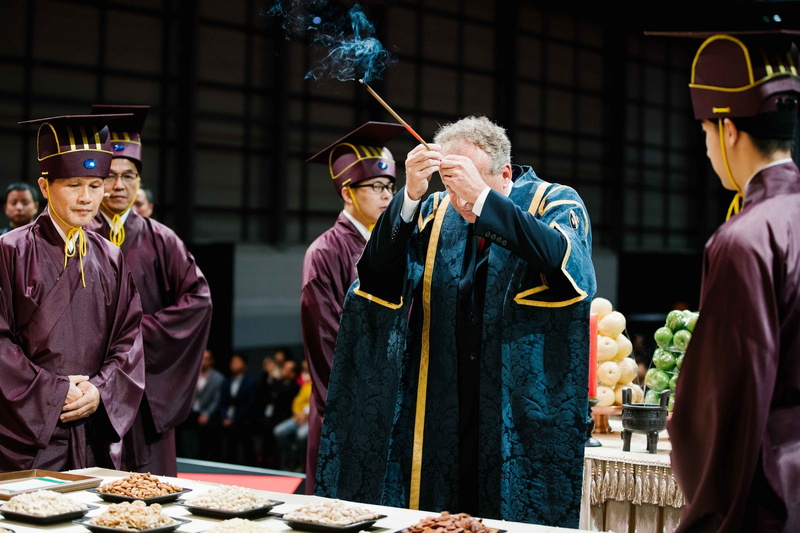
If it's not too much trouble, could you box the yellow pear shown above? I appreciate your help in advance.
[596,385,615,407]
[597,360,621,387]
[614,383,645,405]
[614,333,633,360]
[591,297,614,320]
[597,335,618,362]
[598,310,626,338]
[616,357,638,384]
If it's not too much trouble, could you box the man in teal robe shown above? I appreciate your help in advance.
[316,116,596,527]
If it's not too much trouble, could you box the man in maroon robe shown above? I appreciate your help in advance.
[301,122,404,492]
[0,114,145,472]
[664,32,800,532]
[86,105,213,476]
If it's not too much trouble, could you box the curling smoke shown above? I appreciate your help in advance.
[266,1,396,84]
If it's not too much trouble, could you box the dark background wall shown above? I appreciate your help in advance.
[1,0,798,365]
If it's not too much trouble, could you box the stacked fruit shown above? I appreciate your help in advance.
[591,297,644,407]
[644,309,698,411]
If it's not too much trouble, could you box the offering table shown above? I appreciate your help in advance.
[580,417,683,532]
[0,468,594,533]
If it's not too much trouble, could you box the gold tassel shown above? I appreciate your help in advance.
[589,462,599,506]
[650,466,659,505]
[626,463,635,501]
[718,118,743,222]
[109,213,125,247]
[674,479,685,508]
[666,470,676,507]
[601,461,611,502]
[725,192,742,220]
[596,463,605,505]
[633,465,644,505]
[64,227,87,288]
[608,461,618,501]
[648,466,657,505]
[614,463,628,502]
[47,181,87,287]
[659,468,668,506]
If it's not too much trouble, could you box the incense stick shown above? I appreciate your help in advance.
[359,79,430,150]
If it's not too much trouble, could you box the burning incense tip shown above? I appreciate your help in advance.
[359,79,430,149]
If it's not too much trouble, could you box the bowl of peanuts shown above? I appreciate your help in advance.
[74,500,190,533]
[88,473,189,505]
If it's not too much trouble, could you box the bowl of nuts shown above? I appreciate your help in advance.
[278,500,385,532]
[177,486,283,519]
[0,490,98,524]
[74,500,190,533]
[88,473,190,505]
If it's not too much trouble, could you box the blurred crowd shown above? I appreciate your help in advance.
[176,348,311,472]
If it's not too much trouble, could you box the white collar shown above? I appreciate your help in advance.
[48,215,80,252]
[342,209,370,240]
[744,158,793,194]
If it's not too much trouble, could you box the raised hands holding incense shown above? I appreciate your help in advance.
[405,143,442,201]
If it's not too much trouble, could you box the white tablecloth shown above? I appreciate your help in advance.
[1,468,593,533]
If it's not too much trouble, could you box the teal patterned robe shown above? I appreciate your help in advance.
[316,166,596,527]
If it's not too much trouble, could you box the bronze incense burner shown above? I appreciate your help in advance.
[620,387,670,454]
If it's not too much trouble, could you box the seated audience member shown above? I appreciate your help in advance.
[259,355,299,467]
[273,360,312,472]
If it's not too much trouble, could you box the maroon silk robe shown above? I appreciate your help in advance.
[301,213,366,493]
[87,210,212,476]
[669,161,800,532]
[0,208,145,472]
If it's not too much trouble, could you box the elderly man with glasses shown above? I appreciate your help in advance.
[86,104,212,477]
[301,121,405,492]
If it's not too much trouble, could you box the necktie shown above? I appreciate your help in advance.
[478,237,488,255]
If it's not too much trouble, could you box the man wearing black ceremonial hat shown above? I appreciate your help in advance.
[85,105,212,477]
[662,31,800,532]
[0,114,145,471]
[301,121,404,492]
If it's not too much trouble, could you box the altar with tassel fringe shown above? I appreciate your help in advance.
[579,416,682,532]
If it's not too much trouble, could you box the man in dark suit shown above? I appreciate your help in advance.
[177,348,225,459]
[220,354,260,465]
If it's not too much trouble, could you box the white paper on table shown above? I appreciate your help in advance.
[0,477,69,494]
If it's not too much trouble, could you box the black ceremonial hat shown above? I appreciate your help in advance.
[307,121,406,194]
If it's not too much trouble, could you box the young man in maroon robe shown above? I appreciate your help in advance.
[86,104,213,476]
[0,114,145,472]
[664,32,800,532]
[301,122,404,492]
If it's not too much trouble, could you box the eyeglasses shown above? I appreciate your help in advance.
[350,182,395,195]
[106,173,140,183]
